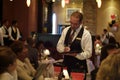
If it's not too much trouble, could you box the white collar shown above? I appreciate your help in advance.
[76,24,83,33]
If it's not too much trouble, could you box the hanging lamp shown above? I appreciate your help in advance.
[26,0,31,7]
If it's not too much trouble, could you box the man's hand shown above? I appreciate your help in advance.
[64,46,70,52]
[64,47,77,57]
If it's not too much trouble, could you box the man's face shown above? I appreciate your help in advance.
[70,16,80,30]
[5,21,9,27]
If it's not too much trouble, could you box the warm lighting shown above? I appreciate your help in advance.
[26,0,31,7]
[96,0,102,8]
[61,0,65,8]
[52,0,55,2]
[65,0,69,4]
[10,0,13,1]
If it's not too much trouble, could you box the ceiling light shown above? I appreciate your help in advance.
[96,0,102,8]
[26,0,31,7]
[61,0,65,8]
[52,0,55,2]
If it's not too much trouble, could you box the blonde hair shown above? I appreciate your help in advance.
[96,50,120,80]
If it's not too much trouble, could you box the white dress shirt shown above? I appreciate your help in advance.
[0,28,4,46]
[0,26,9,46]
[0,25,9,38]
[101,32,115,44]
[57,25,92,60]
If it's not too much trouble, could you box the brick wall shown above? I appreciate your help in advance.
[83,0,97,35]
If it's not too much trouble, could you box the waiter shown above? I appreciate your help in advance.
[57,11,92,80]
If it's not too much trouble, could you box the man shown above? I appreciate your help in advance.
[8,20,21,42]
[91,44,118,80]
[0,20,10,46]
[96,45,120,80]
[57,11,92,79]
[101,29,115,45]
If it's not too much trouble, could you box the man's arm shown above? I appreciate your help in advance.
[57,27,70,53]
[76,30,92,60]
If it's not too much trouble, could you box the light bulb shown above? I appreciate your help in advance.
[26,0,31,7]
[61,0,65,8]
[52,0,55,2]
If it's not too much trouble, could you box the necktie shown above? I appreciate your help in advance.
[68,30,76,46]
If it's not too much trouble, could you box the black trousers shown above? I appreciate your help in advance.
[67,66,87,80]
[91,68,99,80]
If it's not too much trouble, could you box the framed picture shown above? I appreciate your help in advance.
[66,8,81,22]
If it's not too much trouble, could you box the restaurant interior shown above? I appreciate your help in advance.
[1,0,120,42]
[0,0,120,80]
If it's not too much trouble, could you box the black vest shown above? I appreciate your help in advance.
[63,27,87,72]
[11,27,17,39]
[4,27,9,35]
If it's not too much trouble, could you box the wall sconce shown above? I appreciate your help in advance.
[26,0,31,7]
[96,0,102,8]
